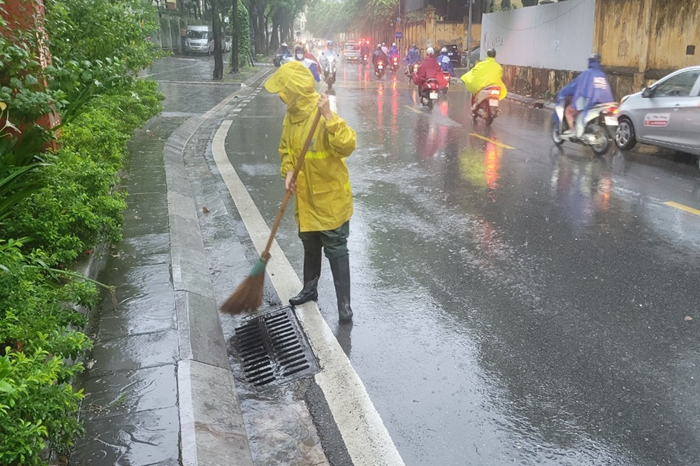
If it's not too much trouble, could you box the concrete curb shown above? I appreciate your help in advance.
[163,66,272,466]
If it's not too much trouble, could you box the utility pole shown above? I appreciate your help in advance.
[211,0,224,79]
[467,0,472,69]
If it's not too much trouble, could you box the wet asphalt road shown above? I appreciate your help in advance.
[225,63,700,466]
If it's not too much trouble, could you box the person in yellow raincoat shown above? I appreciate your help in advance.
[460,48,507,110]
[264,61,357,322]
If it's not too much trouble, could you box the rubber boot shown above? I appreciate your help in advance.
[289,248,322,306]
[329,255,353,322]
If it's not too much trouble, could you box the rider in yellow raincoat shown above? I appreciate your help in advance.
[461,48,507,105]
[264,61,357,322]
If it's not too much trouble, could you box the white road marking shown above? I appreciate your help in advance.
[213,120,406,466]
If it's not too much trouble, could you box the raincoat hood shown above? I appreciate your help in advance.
[265,61,319,123]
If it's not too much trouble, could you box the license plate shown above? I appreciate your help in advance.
[378,65,383,69]
[430,92,439,99]
[605,116,618,126]
[489,99,499,107]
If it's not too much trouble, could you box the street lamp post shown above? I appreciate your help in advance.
[467,0,473,69]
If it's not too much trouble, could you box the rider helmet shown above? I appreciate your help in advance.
[281,42,288,48]
[441,47,447,53]
[327,40,333,47]
[392,42,396,47]
[588,52,602,64]
[426,47,434,56]
[487,48,496,58]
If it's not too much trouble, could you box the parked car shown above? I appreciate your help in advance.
[184,25,213,55]
[443,44,461,67]
[615,66,700,163]
[225,35,232,53]
[343,42,361,62]
[460,46,481,69]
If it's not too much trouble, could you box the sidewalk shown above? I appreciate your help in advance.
[71,58,272,465]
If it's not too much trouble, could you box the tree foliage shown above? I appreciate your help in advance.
[0,0,163,463]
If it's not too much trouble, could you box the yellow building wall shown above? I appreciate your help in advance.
[647,3,700,72]
[594,0,649,70]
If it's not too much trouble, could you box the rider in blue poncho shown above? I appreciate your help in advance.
[557,53,614,134]
[438,47,455,76]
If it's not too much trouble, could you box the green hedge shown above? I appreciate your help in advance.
[3,80,163,267]
[0,80,163,465]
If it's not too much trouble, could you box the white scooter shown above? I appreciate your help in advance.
[552,98,619,155]
[323,55,337,91]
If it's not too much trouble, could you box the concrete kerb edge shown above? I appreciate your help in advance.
[165,68,272,466]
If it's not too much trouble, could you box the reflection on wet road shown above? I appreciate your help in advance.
[225,63,700,466]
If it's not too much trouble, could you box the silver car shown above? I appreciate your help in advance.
[615,66,700,160]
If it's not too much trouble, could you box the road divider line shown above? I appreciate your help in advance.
[213,120,406,466]
[664,201,700,216]
[469,132,515,150]
[404,104,423,114]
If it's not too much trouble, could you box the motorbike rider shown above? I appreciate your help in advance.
[413,47,448,95]
[558,53,614,135]
[389,42,399,62]
[372,44,389,67]
[381,42,389,56]
[278,42,291,58]
[294,45,321,82]
[360,41,371,62]
[461,48,507,110]
[403,44,421,75]
[319,40,339,74]
[438,46,455,77]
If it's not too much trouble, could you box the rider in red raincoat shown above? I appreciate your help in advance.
[412,47,448,90]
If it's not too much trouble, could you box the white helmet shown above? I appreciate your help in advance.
[426,47,434,56]
[281,42,288,47]
[441,47,447,53]
[392,42,396,47]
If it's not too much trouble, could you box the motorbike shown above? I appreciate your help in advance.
[441,71,451,95]
[323,56,337,90]
[551,99,619,155]
[406,63,418,84]
[361,54,369,66]
[390,56,400,73]
[374,60,385,79]
[420,78,440,110]
[471,86,503,125]
[273,53,292,67]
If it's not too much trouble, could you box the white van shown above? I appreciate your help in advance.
[185,25,213,55]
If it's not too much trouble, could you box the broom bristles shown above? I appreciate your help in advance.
[220,256,268,315]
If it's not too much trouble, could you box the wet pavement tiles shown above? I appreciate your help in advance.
[72,406,179,466]
[82,365,177,421]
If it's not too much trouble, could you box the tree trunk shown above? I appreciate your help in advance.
[269,15,280,52]
[211,0,224,79]
[230,0,239,73]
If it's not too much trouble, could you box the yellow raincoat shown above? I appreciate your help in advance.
[265,61,357,233]
[460,57,508,100]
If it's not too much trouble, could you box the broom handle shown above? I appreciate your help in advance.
[262,110,322,258]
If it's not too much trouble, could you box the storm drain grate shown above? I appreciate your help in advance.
[232,306,319,389]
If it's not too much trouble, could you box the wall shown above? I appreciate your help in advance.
[480,0,596,71]
[403,7,481,56]
[593,0,700,99]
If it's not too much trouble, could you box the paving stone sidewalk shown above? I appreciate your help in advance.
[71,57,271,466]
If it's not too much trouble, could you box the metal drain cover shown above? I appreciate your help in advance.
[232,306,319,389]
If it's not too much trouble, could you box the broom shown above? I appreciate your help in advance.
[220,110,322,314]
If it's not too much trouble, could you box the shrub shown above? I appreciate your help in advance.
[1,80,163,266]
